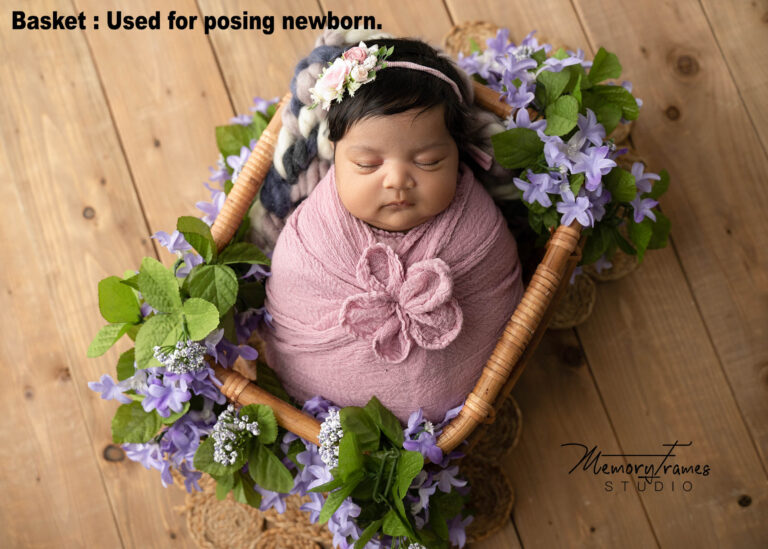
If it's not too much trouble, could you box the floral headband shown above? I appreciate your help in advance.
[308,42,464,111]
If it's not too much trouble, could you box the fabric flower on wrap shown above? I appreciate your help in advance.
[339,243,463,364]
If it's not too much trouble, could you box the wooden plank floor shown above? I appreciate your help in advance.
[1,0,766,547]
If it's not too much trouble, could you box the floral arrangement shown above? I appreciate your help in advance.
[309,42,394,110]
[87,28,671,549]
[458,29,671,269]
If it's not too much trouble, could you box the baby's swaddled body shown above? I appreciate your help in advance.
[257,161,524,424]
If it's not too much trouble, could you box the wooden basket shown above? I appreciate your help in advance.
[207,80,585,456]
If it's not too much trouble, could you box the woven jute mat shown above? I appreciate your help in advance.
[176,396,522,547]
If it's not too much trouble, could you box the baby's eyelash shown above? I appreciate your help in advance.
[354,160,441,169]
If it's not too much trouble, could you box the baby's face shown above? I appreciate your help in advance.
[333,105,459,232]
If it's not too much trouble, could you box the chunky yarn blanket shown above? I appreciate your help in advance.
[257,161,524,423]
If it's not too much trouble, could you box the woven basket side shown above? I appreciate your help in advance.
[207,81,584,457]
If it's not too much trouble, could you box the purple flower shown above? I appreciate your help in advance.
[403,431,443,464]
[88,374,132,404]
[302,396,334,419]
[204,328,259,368]
[505,106,547,137]
[592,255,613,274]
[434,465,467,493]
[123,442,164,470]
[176,252,204,278]
[586,188,612,222]
[208,161,229,185]
[569,265,584,285]
[514,171,558,207]
[301,492,325,523]
[404,408,425,439]
[196,183,226,226]
[227,145,251,180]
[241,263,271,280]
[537,55,582,75]
[486,28,513,57]
[411,471,437,515]
[448,514,474,548]
[256,485,288,513]
[229,113,253,126]
[141,378,191,418]
[557,190,594,227]
[251,96,280,115]
[574,108,605,147]
[152,230,191,254]
[567,48,592,69]
[544,134,586,172]
[631,162,661,194]
[630,195,659,223]
[571,145,617,191]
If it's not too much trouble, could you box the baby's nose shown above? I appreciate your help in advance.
[382,165,415,189]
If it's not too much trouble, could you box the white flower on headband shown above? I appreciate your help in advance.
[308,42,394,111]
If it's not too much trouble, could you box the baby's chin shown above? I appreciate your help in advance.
[362,213,427,233]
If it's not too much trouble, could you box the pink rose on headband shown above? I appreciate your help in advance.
[310,58,350,109]
[343,46,367,63]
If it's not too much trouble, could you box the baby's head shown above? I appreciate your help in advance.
[326,38,475,233]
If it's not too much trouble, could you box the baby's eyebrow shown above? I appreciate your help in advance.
[348,141,451,153]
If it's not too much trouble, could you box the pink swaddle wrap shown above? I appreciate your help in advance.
[257,161,524,424]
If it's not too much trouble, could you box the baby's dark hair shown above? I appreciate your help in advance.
[326,38,480,172]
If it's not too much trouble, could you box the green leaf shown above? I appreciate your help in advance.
[177,216,216,264]
[248,442,294,493]
[569,173,585,195]
[181,298,219,340]
[382,508,411,536]
[647,211,671,249]
[87,323,129,357]
[111,401,163,444]
[232,472,262,508]
[160,401,190,425]
[239,404,278,444]
[116,348,136,381]
[309,475,344,493]
[215,472,236,500]
[255,362,291,402]
[337,431,364,481]
[194,436,236,477]
[220,307,238,343]
[582,98,622,135]
[364,396,404,447]
[218,242,270,266]
[491,128,545,169]
[138,257,182,313]
[552,47,568,60]
[134,312,183,368]
[468,37,481,54]
[187,265,238,317]
[581,226,611,265]
[237,281,266,309]
[588,47,622,84]
[340,406,380,452]
[544,95,579,136]
[537,69,571,106]
[120,274,140,290]
[215,124,259,161]
[603,167,637,202]
[98,276,141,324]
[531,48,547,65]
[627,219,653,263]
[571,72,583,106]
[647,169,670,199]
[396,450,424,499]
[354,519,384,549]
[318,470,365,524]
[588,84,639,121]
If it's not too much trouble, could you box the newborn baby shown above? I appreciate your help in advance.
[256,38,524,423]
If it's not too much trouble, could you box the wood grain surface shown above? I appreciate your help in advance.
[1,0,766,547]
